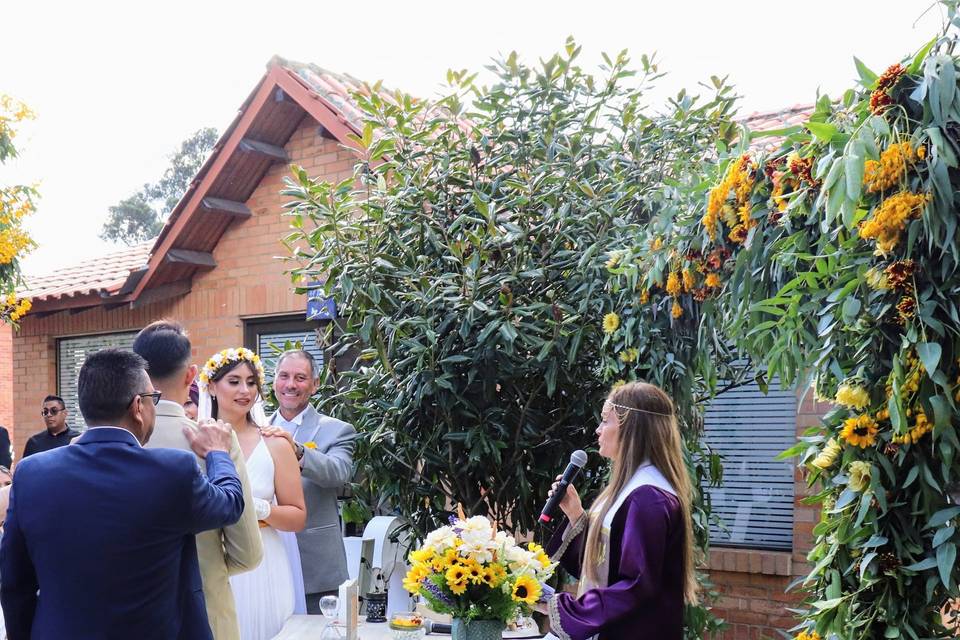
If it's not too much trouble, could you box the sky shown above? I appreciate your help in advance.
[2,0,946,276]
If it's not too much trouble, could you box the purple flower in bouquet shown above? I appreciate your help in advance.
[423,579,454,607]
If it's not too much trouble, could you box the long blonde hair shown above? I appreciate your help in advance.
[582,381,698,604]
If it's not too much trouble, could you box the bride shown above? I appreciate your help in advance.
[199,348,307,639]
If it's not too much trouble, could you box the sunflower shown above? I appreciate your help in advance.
[464,560,485,584]
[840,415,879,448]
[445,564,468,590]
[511,575,542,605]
[602,312,620,334]
[409,547,434,565]
[483,563,507,587]
[403,564,431,593]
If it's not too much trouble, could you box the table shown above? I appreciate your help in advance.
[273,616,547,639]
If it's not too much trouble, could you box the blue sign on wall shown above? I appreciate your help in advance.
[306,283,337,320]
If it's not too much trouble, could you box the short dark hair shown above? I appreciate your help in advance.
[133,320,192,380]
[276,349,319,379]
[78,349,149,425]
[41,395,65,409]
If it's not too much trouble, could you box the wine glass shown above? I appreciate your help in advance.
[320,595,339,624]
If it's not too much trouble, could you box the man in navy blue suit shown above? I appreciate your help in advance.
[0,349,246,639]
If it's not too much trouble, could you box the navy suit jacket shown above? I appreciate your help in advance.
[0,427,245,640]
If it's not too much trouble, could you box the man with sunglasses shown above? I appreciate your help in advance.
[22,395,80,459]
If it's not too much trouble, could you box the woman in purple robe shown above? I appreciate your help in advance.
[542,381,697,640]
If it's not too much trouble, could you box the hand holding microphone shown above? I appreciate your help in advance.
[540,450,587,523]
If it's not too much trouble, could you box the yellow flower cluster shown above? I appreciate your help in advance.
[885,351,923,400]
[835,382,870,411]
[848,461,872,493]
[666,271,681,297]
[858,192,929,255]
[840,414,878,448]
[602,312,620,334]
[618,348,639,363]
[405,517,554,611]
[0,189,36,226]
[681,268,695,292]
[863,142,919,194]
[1,293,31,323]
[639,288,650,304]
[811,438,841,469]
[704,155,754,242]
[705,272,721,288]
[0,228,34,265]
[671,299,683,319]
[651,236,663,251]
[796,630,822,640]
[892,409,932,444]
[198,347,265,388]
[0,95,35,142]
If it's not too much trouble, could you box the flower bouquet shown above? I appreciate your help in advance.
[403,516,555,640]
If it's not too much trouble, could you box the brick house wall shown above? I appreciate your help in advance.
[707,392,831,639]
[8,116,354,457]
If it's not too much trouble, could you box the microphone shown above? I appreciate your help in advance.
[539,450,588,523]
[423,619,452,634]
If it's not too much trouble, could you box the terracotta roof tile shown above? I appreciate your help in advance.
[277,59,373,131]
[20,242,151,301]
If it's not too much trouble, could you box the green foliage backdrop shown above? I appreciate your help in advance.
[282,42,747,638]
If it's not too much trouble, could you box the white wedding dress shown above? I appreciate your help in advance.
[229,437,303,640]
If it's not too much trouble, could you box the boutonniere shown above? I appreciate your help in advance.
[304,441,318,449]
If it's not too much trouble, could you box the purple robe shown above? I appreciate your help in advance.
[545,485,684,640]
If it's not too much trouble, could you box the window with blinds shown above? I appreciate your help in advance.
[243,316,325,381]
[57,332,139,431]
[703,380,796,551]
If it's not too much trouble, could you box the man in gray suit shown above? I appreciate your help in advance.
[261,349,356,613]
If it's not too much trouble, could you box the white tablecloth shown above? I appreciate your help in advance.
[272,616,545,639]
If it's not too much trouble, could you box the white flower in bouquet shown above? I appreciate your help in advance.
[459,516,493,539]
[424,525,457,552]
[494,530,516,548]
[505,546,539,574]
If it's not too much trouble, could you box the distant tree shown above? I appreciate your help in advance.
[100,127,218,245]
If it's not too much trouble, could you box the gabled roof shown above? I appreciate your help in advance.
[22,60,816,315]
[25,57,369,314]
[21,242,151,303]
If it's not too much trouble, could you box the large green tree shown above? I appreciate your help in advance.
[282,41,746,638]
[100,127,218,244]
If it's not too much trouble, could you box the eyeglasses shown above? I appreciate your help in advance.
[40,408,63,417]
[133,391,162,406]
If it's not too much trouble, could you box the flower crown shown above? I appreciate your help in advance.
[198,347,266,389]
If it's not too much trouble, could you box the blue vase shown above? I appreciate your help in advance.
[451,619,505,640]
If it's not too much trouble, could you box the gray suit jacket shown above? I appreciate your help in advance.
[270,405,356,593]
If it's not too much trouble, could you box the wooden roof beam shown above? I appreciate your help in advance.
[238,137,289,163]
[130,281,192,310]
[200,197,252,219]
[164,249,216,269]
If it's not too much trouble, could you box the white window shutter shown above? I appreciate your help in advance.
[57,332,139,431]
[703,379,796,551]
